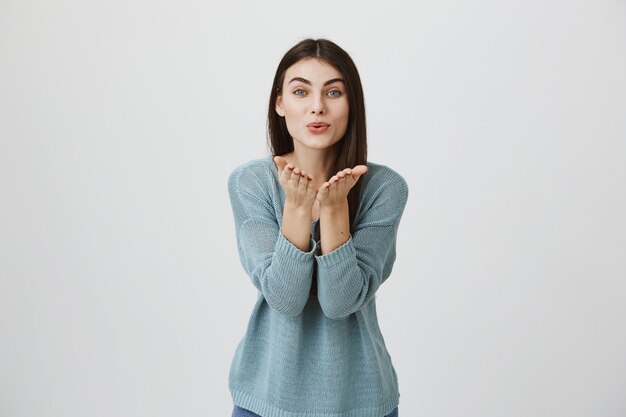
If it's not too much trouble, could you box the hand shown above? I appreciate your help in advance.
[273,156,317,211]
[316,165,368,207]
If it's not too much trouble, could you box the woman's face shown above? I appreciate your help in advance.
[276,58,349,153]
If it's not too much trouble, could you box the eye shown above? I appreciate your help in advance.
[327,90,342,97]
[293,88,306,96]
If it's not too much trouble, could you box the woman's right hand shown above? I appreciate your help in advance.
[273,156,317,211]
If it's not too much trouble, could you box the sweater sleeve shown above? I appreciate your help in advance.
[314,171,409,320]
[228,163,316,316]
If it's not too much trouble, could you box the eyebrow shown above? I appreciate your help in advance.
[287,77,345,86]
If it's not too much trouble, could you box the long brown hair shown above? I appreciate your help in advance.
[267,38,367,231]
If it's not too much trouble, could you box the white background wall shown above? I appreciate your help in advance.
[1,1,625,416]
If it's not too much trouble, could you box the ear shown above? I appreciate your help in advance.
[275,95,285,117]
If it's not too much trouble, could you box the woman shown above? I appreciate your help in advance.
[228,38,408,417]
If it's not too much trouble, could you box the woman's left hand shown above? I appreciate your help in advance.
[316,165,368,207]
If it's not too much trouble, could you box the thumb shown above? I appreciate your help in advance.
[351,165,368,179]
[273,156,288,172]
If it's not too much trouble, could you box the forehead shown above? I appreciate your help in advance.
[284,58,343,83]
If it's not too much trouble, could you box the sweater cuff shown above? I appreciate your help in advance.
[276,230,317,258]
[314,234,356,267]
[261,231,316,316]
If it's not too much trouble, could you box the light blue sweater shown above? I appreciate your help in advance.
[227,156,409,417]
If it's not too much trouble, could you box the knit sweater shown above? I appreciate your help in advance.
[227,155,409,417]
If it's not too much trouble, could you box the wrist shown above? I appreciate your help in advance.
[319,199,349,215]
[284,200,312,218]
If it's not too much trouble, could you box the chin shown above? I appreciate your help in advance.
[289,129,344,151]
[302,141,341,151]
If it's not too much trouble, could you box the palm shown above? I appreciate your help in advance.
[316,165,368,205]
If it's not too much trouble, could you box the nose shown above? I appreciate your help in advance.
[311,94,325,114]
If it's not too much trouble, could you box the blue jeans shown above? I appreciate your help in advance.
[232,405,399,417]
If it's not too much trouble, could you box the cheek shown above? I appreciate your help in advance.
[282,113,302,138]
[338,107,350,135]
[283,95,304,110]
[336,99,349,117]
[281,104,301,128]
[336,104,349,125]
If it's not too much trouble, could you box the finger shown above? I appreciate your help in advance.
[289,168,302,187]
[329,179,340,198]
[284,164,295,175]
[316,182,330,200]
[343,174,356,188]
[281,164,294,183]
[280,165,293,187]
[298,173,308,194]
[337,176,350,193]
